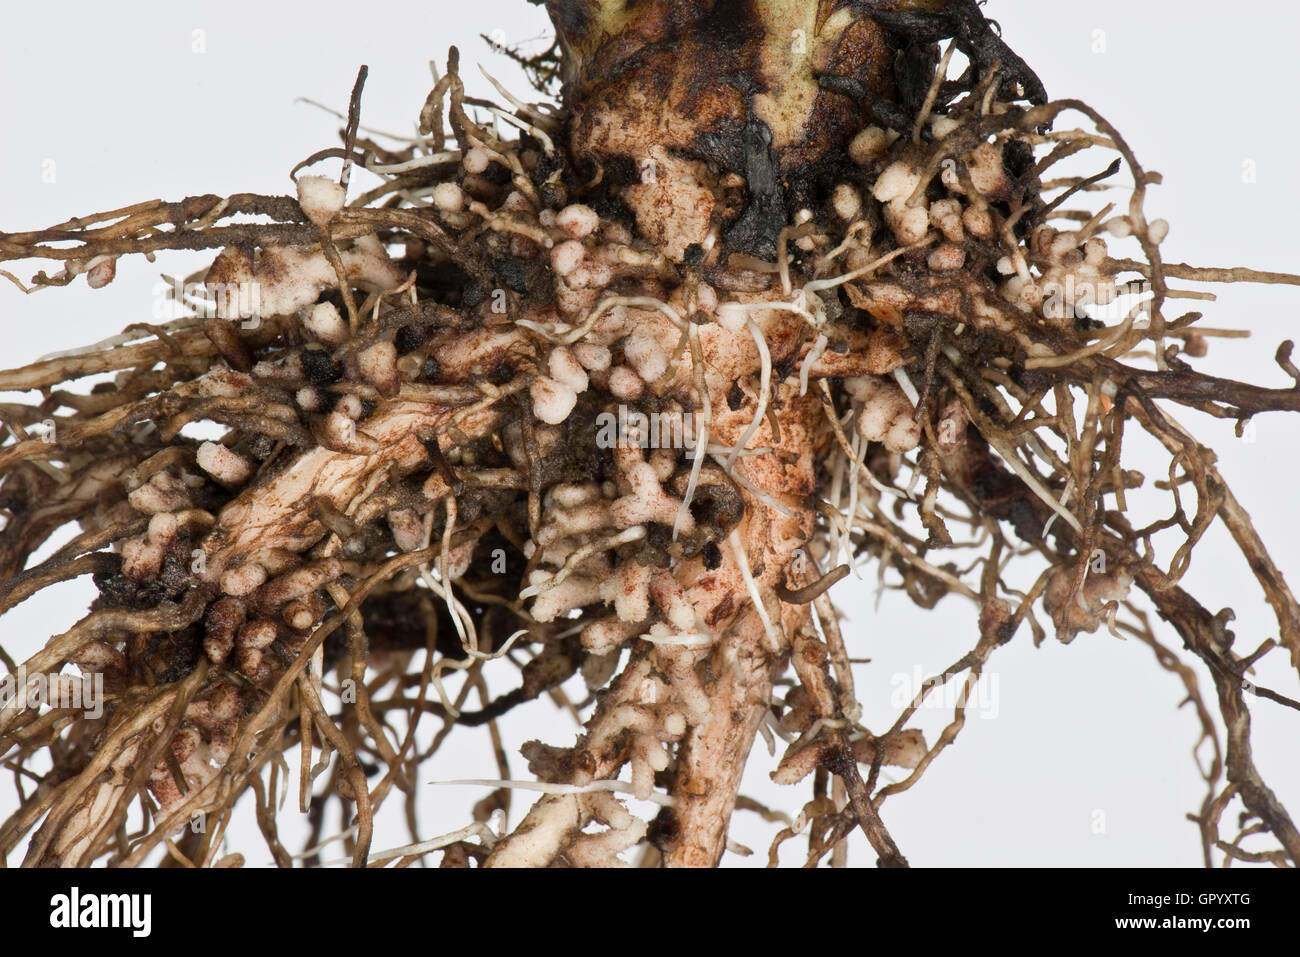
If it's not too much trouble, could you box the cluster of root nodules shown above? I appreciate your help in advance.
[2,48,1299,869]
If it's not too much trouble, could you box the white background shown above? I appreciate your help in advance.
[1,0,1297,866]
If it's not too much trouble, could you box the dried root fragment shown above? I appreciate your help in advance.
[1,0,1298,872]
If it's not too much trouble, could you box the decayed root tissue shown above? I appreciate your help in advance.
[1,0,1299,867]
